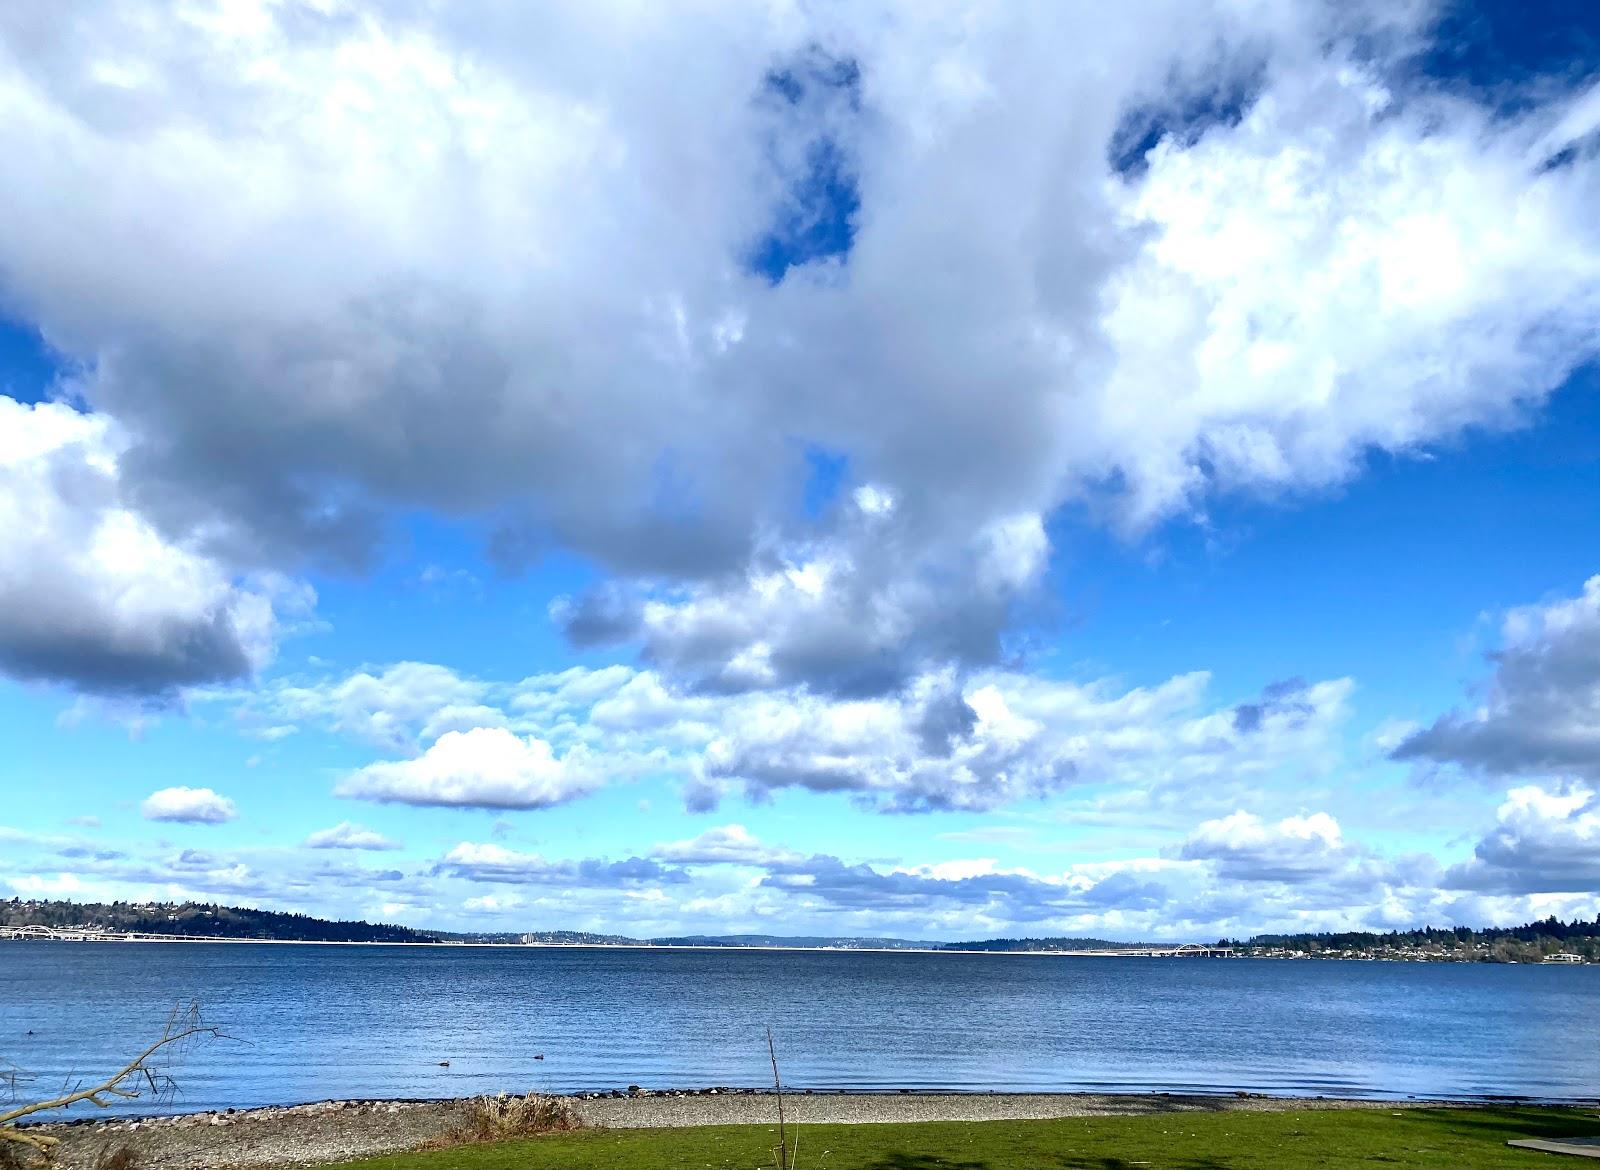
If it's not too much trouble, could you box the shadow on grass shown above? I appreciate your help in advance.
[1050,1160,1233,1170]
[864,1153,1236,1170]
[1078,1096,1243,1117]
[1410,1107,1600,1145]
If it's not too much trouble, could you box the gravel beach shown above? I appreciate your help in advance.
[24,1090,1455,1170]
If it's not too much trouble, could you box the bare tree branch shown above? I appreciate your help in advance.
[0,1060,25,1104]
[0,1002,223,1156]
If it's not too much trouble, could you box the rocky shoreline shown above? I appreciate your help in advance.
[22,1090,1478,1169]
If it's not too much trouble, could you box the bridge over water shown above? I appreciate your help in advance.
[0,924,236,943]
[1041,943,1236,958]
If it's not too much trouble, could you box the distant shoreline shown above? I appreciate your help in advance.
[3,937,1591,962]
[9,902,1597,963]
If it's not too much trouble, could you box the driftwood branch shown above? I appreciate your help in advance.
[0,1002,222,1155]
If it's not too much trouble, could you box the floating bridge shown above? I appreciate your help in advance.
[0,924,223,943]
[1041,943,1236,958]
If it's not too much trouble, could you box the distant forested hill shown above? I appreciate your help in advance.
[1,899,441,943]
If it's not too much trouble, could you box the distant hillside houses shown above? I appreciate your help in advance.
[1230,916,1600,964]
[0,898,440,944]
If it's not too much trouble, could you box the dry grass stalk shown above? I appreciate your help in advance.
[767,1027,798,1170]
[92,1145,143,1170]
[434,1093,582,1147]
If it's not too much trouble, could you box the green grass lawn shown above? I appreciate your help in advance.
[326,1106,1600,1170]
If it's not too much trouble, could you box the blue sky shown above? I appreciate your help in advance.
[1,1,1598,941]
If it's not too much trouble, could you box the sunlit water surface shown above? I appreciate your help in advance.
[3,943,1596,1115]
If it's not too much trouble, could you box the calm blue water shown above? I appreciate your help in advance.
[1,944,1596,1115]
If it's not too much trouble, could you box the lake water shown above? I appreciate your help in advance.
[2,943,1597,1115]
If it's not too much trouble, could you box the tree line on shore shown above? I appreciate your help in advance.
[1220,915,1600,962]
[5,899,1598,961]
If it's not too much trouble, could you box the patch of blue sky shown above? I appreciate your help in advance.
[747,51,861,284]
[0,317,64,405]
[1411,0,1600,99]
[799,444,852,519]
[292,511,608,684]
[1040,371,1600,733]
[1108,4,1600,182]
[747,138,859,284]
[0,680,259,840]
[1108,64,1264,178]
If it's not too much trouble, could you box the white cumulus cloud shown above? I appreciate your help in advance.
[337,726,599,810]
[303,821,402,852]
[1397,575,1600,778]
[0,397,307,696]
[651,824,802,868]
[1178,810,1351,882]
[1445,783,1600,895]
[141,786,238,825]
[266,661,495,751]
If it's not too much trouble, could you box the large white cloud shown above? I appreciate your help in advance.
[1094,67,1600,529]
[1397,576,1600,778]
[558,504,1050,695]
[0,2,802,572]
[0,397,306,695]
[3,6,1599,694]
[336,726,600,810]
[1177,810,1352,882]
[1444,783,1600,895]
